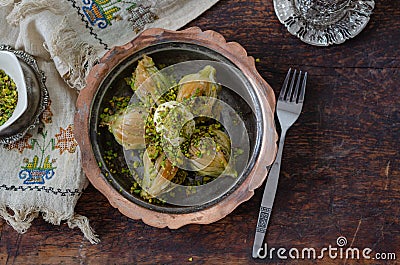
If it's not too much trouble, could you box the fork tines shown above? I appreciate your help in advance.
[279,68,307,103]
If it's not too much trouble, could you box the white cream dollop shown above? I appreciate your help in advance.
[153,101,195,146]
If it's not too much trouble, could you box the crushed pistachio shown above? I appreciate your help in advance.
[99,56,239,205]
[133,161,140,168]
[0,69,18,126]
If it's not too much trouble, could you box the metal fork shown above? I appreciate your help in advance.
[252,69,307,258]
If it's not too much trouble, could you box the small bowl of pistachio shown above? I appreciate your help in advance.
[0,51,28,132]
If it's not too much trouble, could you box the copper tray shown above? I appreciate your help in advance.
[75,27,277,228]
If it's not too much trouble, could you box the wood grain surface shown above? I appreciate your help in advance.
[1,0,399,264]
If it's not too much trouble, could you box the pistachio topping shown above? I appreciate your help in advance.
[100,56,238,203]
[0,69,18,126]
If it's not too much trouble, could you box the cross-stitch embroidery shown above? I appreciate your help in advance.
[19,129,56,185]
[55,125,78,154]
[128,5,158,33]
[82,0,137,29]
[4,133,33,153]
[40,99,53,124]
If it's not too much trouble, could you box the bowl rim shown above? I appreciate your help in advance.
[0,45,50,145]
[75,27,278,228]
[0,51,28,132]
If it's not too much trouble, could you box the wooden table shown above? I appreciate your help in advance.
[1,1,399,264]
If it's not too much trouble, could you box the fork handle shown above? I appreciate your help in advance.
[252,130,287,258]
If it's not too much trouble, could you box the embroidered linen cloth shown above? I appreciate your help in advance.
[0,0,219,243]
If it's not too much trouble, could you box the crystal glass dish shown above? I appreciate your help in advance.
[273,0,375,46]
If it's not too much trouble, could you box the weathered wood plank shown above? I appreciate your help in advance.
[0,0,399,264]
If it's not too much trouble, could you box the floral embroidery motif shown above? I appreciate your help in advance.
[68,0,109,49]
[55,125,78,154]
[19,129,56,185]
[40,99,53,124]
[4,133,33,153]
[82,0,136,29]
[128,5,158,33]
